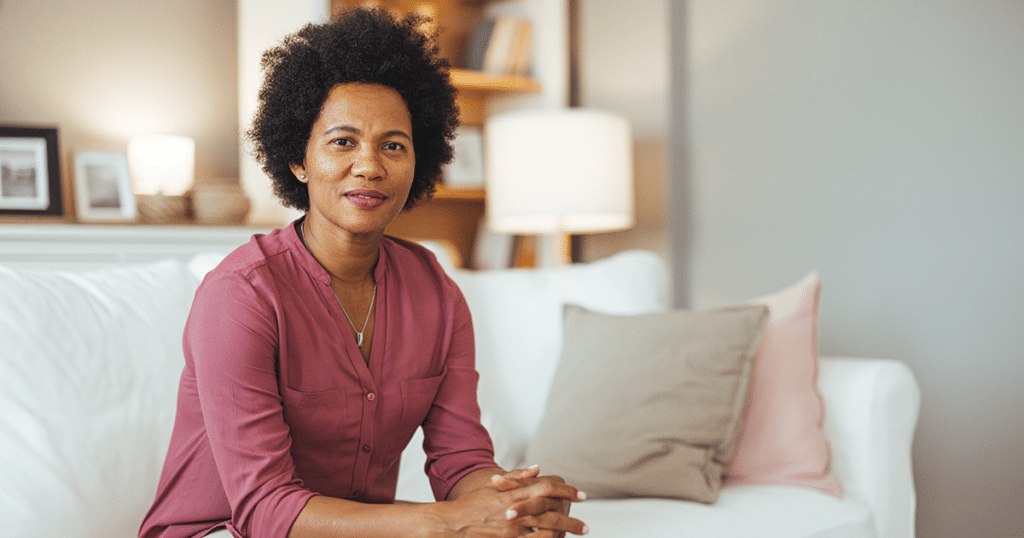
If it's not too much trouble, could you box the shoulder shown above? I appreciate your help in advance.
[381,236,463,300]
[211,226,294,278]
[195,226,307,308]
[381,236,452,277]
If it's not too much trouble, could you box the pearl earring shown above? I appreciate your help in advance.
[300,174,306,179]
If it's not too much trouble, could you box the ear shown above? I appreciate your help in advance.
[290,163,308,183]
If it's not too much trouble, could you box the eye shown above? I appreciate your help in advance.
[383,141,406,151]
[332,138,355,147]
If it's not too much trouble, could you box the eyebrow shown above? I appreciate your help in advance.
[324,125,412,141]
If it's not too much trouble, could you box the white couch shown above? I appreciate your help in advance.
[0,245,920,538]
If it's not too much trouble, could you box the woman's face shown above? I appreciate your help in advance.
[291,82,415,238]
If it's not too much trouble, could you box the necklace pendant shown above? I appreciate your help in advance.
[356,332,364,348]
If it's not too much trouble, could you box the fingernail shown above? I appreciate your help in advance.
[582,525,590,535]
[577,491,587,501]
[528,463,540,469]
[506,509,517,520]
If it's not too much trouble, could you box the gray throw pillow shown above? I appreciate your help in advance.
[525,304,769,503]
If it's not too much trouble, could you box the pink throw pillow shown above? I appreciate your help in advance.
[724,271,843,497]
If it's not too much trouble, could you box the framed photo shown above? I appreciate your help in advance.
[73,151,137,222]
[442,126,485,187]
[0,126,64,218]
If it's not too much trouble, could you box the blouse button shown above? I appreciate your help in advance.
[366,392,376,401]
[362,444,372,453]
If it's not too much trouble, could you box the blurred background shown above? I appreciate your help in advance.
[2,1,1021,536]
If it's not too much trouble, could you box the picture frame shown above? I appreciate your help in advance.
[73,150,137,222]
[442,126,485,188]
[0,126,64,218]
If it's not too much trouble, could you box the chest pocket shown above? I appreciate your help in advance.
[280,385,352,478]
[398,370,446,434]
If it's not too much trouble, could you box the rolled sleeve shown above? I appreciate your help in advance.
[421,288,499,500]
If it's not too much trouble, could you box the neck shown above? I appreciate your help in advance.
[301,217,379,285]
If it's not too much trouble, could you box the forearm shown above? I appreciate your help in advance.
[287,495,451,538]
[446,467,507,500]
[287,469,506,538]
[287,467,587,538]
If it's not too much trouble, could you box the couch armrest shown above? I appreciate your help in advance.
[818,356,920,538]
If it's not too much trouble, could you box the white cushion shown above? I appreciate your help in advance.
[0,260,200,538]
[452,250,668,469]
[570,485,874,538]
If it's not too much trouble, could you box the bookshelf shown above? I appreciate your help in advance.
[331,0,550,268]
[449,68,540,125]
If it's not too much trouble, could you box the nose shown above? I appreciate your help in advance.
[350,146,384,181]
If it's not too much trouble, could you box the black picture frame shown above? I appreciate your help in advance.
[0,126,64,218]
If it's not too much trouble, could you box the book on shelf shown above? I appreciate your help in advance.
[462,16,532,77]
[461,17,495,72]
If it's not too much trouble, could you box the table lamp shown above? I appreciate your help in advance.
[128,135,196,223]
[485,108,634,266]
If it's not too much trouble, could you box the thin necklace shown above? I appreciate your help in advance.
[302,220,377,348]
[340,284,376,348]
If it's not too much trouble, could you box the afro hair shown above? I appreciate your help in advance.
[247,7,459,212]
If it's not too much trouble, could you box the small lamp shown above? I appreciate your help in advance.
[128,135,196,223]
[485,108,634,266]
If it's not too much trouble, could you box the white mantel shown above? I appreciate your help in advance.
[0,224,271,271]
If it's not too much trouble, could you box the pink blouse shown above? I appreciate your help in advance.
[139,221,497,538]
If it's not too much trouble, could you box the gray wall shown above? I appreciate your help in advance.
[0,0,238,184]
[672,2,1024,537]
[577,0,670,264]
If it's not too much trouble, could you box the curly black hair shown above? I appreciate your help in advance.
[247,7,459,212]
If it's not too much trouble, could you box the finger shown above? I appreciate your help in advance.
[525,530,574,538]
[491,465,541,491]
[504,478,587,505]
[524,530,565,538]
[495,474,585,502]
[524,475,589,502]
[504,495,569,520]
[507,465,542,480]
[515,510,589,536]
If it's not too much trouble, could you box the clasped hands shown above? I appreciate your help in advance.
[442,465,589,537]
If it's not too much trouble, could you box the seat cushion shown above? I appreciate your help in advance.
[570,485,875,538]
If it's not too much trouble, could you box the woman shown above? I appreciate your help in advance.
[139,8,588,538]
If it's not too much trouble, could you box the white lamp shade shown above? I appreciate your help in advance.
[485,108,634,234]
[127,135,196,196]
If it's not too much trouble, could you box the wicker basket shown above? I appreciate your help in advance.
[191,182,251,225]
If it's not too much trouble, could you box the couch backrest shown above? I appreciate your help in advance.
[393,250,670,501]
[449,250,669,469]
[0,248,670,530]
[0,260,201,538]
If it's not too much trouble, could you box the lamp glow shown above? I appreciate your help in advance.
[127,135,196,196]
[485,108,634,265]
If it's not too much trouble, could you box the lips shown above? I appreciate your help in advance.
[344,189,387,209]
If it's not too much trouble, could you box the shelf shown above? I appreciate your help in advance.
[434,185,485,201]
[449,68,540,93]
[452,68,540,126]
